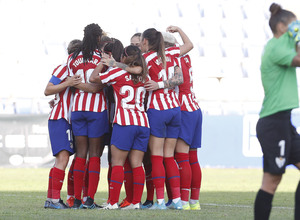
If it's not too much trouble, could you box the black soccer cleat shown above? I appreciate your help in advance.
[83,196,96,209]
[44,200,51,209]
[49,199,69,209]
[71,198,83,209]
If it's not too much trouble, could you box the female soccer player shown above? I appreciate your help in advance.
[163,31,202,210]
[90,45,149,210]
[67,23,109,209]
[140,26,193,210]
[44,39,82,209]
[130,33,141,48]
[254,3,300,220]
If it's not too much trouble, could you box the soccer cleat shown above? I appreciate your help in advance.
[66,197,75,208]
[141,200,153,209]
[49,199,69,209]
[83,197,96,209]
[182,203,191,210]
[149,201,167,210]
[119,198,131,208]
[189,201,201,210]
[71,198,83,209]
[165,199,172,207]
[44,200,51,209]
[102,203,119,210]
[167,200,183,210]
[121,203,140,210]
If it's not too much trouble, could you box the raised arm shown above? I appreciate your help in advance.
[166,26,193,56]
[44,75,81,96]
[144,66,183,91]
[101,56,142,75]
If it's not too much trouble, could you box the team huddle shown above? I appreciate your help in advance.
[43,23,202,211]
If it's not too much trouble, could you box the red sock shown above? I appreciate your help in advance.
[52,167,65,200]
[82,161,89,199]
[47,168,53,199]
[132,166,145,205]
[109,166,124,205]
[164,157,180,199]
[73,157,86,200]
[151,155,165,200]
[124,158,133,203]
[175,152,191,202]
[107,162,112,202]
[165,177,172,201]
[88,157,100,200]
[144,163,154,201]
[189,150,202,200]
[67,158,75,197]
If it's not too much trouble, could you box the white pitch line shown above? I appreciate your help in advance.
[203,203,293,210]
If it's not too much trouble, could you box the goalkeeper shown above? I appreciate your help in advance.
[254,2,300,220]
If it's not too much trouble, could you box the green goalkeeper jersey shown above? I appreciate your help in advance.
[259,32,298,118]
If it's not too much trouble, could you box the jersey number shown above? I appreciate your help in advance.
[120,86,146,111]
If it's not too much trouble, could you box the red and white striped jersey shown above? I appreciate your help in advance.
[48,64,74,122]
[67,50,106,112]
[100,67,149,128]
[175,54,200,112]
[143,47,181,110]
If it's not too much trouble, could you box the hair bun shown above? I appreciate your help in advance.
[269,3,282,16]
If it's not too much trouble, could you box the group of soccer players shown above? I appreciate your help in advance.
[43,23,202,211]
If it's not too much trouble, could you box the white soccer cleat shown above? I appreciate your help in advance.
[102,203,119,210]
[121,203,140,210]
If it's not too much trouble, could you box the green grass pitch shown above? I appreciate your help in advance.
[0,167,297,219]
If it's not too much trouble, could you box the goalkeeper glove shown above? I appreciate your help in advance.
[288,20,300,42]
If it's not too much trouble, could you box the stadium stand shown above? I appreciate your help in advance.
[0,0,299,115]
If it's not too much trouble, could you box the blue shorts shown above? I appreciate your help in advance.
[111,124,150,152]
[48,118,75,156]
[147,107,181,138]
[71,110,109,138]
[179,109,202,148]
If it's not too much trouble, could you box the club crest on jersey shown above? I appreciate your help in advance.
[275,157,285,168]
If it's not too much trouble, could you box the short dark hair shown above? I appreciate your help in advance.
[131,33,141,40]
[269,3,296,34]
[67,39,81,55]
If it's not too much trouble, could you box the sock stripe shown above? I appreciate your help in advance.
[190,162,198,165]
[177,160,189,164]
[168,175,180,180]
[152,176,165,180]
[73,169,85,173]
[110,179,123,185]
[134,182,144,186]
[89,170,100,174]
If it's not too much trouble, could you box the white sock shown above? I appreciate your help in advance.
[182,200,188,205]
[190,199,198,205]
[51,198,59,203]
[67,195,74,200]
[173,197,180,204]
[157,199,164,205]
[83,197,87,202]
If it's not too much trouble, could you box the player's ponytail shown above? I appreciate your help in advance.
[269,3,296,34]
[123,45,148,84]
[72,23,103,62]
[142,28,166,69]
